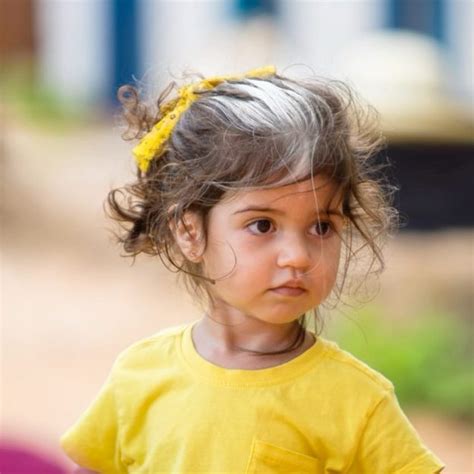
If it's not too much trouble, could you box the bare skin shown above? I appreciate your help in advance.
[70,179,341,472]
[73,326,316,473]
[192,317,316,370]
[176,177,343,370]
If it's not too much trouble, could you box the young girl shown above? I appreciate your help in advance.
[60,66,445,473]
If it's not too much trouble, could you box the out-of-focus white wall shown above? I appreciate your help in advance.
[141,0,226,84]
[139,0,385,82]
[36,0,110,103]
[277,0,385,77]
[140,0,280,86]
[33,0,473,109]
[445,0,474,106]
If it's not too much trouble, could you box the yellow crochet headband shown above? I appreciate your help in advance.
[132,65,277,172]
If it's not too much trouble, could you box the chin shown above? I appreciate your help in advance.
[252,311,303,325]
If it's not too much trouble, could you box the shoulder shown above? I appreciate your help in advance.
[112,322,191,371]
[318,336,394,393]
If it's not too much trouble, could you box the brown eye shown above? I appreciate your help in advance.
[313,221,332,237]
[248,219,273,234]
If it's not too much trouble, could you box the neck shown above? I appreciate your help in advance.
[195,307,303,356]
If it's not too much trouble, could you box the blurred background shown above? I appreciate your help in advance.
[1,0,473,472]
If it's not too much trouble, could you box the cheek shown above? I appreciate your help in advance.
[318,243,342,296]
[201,234,246,279]
[308,241,341,279]
[329,241,342,273]
[203,238,270,294]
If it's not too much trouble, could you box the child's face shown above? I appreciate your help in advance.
[200,176,345,325]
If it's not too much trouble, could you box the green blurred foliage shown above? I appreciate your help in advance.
[333,305,473,423]
[1,62,91,129]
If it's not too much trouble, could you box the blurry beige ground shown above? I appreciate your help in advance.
[2,119,473,473]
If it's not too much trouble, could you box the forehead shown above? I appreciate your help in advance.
[221,176,342,210]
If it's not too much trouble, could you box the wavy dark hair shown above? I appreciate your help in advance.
[105,69,399,356]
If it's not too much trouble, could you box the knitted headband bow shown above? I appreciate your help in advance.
[132,65,277,172]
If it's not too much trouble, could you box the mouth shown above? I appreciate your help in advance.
[270,286,307,297]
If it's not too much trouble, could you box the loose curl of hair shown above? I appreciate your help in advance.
[105,70,399,357]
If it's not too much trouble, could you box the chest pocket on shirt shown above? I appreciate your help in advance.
[245,438,323,473]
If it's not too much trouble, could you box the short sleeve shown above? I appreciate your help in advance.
[60,366,127,474]
[352,388,445,473]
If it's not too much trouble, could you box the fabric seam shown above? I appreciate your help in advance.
[323,352,393,391]
[393,451,445,473]
[344,388,393,473]
[111,359,132,473]
[177,333,330,388]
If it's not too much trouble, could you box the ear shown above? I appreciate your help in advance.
[168,210,206,263]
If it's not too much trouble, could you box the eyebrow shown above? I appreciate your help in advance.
[232,205,343,218]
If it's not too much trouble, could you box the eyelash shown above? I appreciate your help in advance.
[246,218,334,238]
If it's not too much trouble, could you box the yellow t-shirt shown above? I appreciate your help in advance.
[60,321,445,473]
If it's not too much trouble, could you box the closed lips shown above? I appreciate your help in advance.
[271,286,306,296]
[272,280,306,290]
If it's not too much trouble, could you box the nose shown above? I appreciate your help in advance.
[276,232,313,270]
